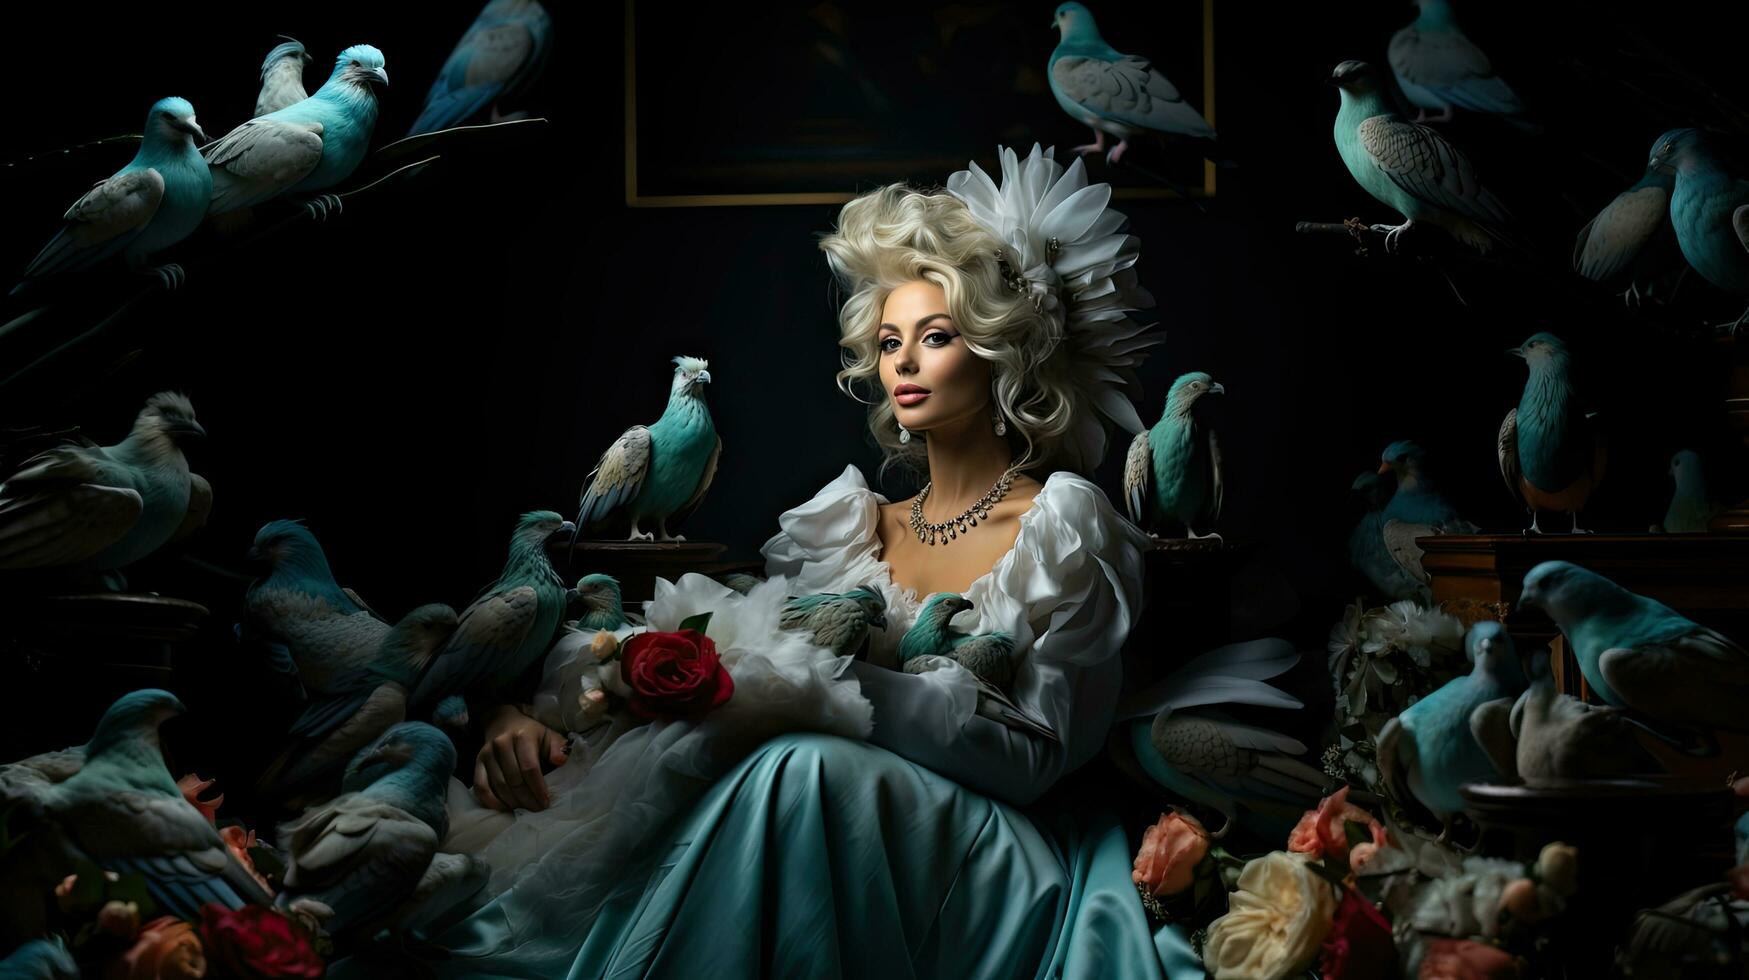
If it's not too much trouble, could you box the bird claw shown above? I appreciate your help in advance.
[150,263,186,292]
[301,194,344,223]
[1105,140,1130,166]
[1072,143,1103,156]
[1369,222,1410,253]
[627,531,654,543]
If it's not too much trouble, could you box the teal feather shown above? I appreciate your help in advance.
[574,573,627,630]
[1655,128,1749,298]
[1513,332,1587,492]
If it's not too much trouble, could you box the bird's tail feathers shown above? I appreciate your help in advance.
[1118,675,1301,721]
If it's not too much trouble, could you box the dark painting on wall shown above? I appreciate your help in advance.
[626,0,1214,205]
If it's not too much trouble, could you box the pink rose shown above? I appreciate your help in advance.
[1132,810,1211,897]
[1288,786,1389,861]
[176,774,223,825]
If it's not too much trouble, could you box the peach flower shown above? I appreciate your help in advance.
[1287,786,1389,861]
[1132,810,1211,897]
[1534,842,1577,897]
[54,873,80,913]
[218,825,273,896]
[176,774,223,824]
[1203,852,1339,980]
[106,916,207,980]
[591,631,621,662]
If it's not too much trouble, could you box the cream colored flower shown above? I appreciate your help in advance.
[1203,851,1338,980]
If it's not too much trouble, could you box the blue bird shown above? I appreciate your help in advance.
[1349,470,1430,603]
[255,37,313,118]
[12,98,210,296]
[1123,371,1225,541]
[898,594,1054,742]
[1329,60,1513,254]
[1574,158,1682,306]
[409,511,573,715]
[1377,621,1527,836]
[43,690,272,920]
[780,588,887,659]
[575,357,720,543]
[572,573,627,631]
[1654,449,1722,533]
[1048,2,1215,167]
[1650,128,1749,332]
[1387,0,1534,129]
[407,0,553,136]
[203,44,389,219]
[277,722,452,936]
[1498,332,1606,533]
[0,937,77,979]
[1518,560,1749,731]
[1379,440,1467,525]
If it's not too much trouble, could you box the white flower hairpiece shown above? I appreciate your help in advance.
[946,144,1162,473]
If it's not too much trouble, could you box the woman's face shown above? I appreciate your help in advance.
[878,279,992,436]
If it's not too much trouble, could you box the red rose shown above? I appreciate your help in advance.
[619,628,734,719]
[199,904,323,979]
[1321,887,1396,980]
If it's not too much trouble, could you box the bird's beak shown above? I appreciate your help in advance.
[181,117,209,143]
[1518,587,1539,606]
[555,520,577,540]
[695,370,712,385]
[372,67,390,87]
[172,419,208,441]
[872,613,888,629]
[1505,347,1525,359]
[1207,382,1226,396]
[1377,461,1392,475]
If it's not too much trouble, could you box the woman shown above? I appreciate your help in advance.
[432,146,1203,978]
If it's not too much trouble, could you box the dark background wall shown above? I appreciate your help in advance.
[0,2,1740,763]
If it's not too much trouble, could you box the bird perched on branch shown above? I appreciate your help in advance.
[0,392,208,588]
[255,38,313,117]
[1124,371,1224,541]
[408,0,553,136]
[203,44,389,220]
[1048,2,1216,167]
[898,594,1054,741]
[780,588,886,659]
[1650,128,1749,332]
[1387,0,1533,129]
[1518,560,1749,731]
[12,98,210,296]
[1329,60,1512,253]
[1498,332,1606,533]
[1574,155,1681,306]
[575,357,720,543]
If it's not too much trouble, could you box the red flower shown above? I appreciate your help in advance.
[1288,786,1389,861]
[176,774,224,825]
[1321,887,1396,980]
[619,628,734,720]
[199,904,323,978]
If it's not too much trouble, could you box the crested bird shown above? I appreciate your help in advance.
[43,690,272,919]
[1470,645,1663,786]
[0,393,208,587]
[203,44,389,219]
[277,722,452,937]
[1650,128,1749,332]
[409,511,573,715]
[1573,156,1682,306]
[571,573,627,631]
[1329,60,1513,253]
[1124,371,1224,541]
[1376,621,1528,836]
[1518,560,1749,731]
[12,98,210,296]
[1654,449,1722,533]
[1498,332,1606,533]
[407,0,554,136]
[255,38,314,117]
[898,593,1055,742]
[1117,638,1326,840]
[1048,2,1216,167]
[780,588,887,659]
[575,356,720,543]
[1387,0,1533,128]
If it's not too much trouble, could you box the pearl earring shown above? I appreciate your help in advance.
[898,423,913,444]
[992,408,1008,437]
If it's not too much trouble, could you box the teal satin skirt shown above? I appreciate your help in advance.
[427,734,1203,979]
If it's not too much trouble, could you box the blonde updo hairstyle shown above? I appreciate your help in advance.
[820,183,1082,477]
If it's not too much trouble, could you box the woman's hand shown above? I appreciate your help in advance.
[475,703,570,812]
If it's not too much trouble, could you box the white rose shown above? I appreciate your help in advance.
[1203,851,1338,980]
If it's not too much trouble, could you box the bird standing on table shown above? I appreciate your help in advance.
[1387,0,1532,128]
[1649,128,1749,332]
[203,44,389,220]
[1518,560,1749,731]
[12,98,210,296]
[897,593,1054,741]
[1329,60,1513,254]
[780,588,887,659]
[1376,621,1528,836]
[1048,2,1215,166]
[1498,332,1606,533]
[0,393,208,588]
[255,38,313,117]
[1573,156,1681,306]
[407,0,554,136]
[574,357,720,543]
[1124,371,1224,541]
[1653,449,1722,533]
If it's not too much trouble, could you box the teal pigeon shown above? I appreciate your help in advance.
[1349,470,1430,603]
[1123,371,1224,541]
[1653,450,1723,533]
[1117,639,1324,840]
[1518,560,1749,730]
[203,44,389,218]
[1379,440,1469,525]
[1048,2,1216,166]
[575,356,720,543]
[1574,157,1681,306]
[1470,645,1663,786]
[409,510,573,715]
[1329,60,1513,253]
[43,690,272,919]
[1498,332,1607,533]
[1366,441,1477,600]
[11,98,210,296]
[277,722,452,936]
[0,937,77,979]
[898,594,1055,742]
[1650,128,1749,332]
[1387,0,1534,129]
[780,588,887,659]
[407,0,554,136]
[1377,621,1527,835]
[571,573,627,630]
[255,37,313,117]
[0,392,208,585]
